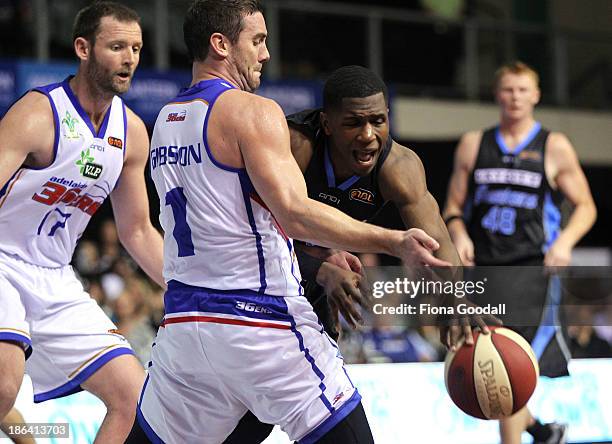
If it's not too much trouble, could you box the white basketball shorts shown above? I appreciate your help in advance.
[137,280,361,444]
[0,250,134,402]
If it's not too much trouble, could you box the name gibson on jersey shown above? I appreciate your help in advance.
[150,143,202,170]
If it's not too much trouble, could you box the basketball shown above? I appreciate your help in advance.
[444,327,539,420]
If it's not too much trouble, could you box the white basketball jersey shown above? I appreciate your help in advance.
[150,79,302,296]
[0,77,126,267]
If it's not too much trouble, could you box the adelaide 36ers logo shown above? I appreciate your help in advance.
[349,188,375,205]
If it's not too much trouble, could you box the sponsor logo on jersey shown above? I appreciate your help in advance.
[75,149,103,179]
[235,301,273,314]
[83,163,103,179]
[49,176,87,189]
[318,192,340,205]
[166,110,187,122]
[474,168,542,189]
[61,111,81,139]
[349,188,375,205]
[89,142,105,153]
[518,150,542,162]
[76,149,95,174]
[107,136,123,149]
[32,181,103,216]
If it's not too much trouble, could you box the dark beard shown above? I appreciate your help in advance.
[87,51,129,96]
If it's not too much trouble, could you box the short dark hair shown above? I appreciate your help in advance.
[184,0,264,62]
[72,1,140,45]
[323,65,389,111]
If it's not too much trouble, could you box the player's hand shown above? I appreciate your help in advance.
[316,262,370,330]
[324,250,363,274]
[544,238,572,267]
[452,232,475,266]
[438,299,503,351]
[397,228,453,267]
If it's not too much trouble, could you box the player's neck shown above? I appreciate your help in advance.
[499,116,537,138]
[328,144,353,182]
[191,63,239,89]
[69,74,114,132]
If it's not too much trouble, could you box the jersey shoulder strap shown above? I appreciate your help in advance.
[286,108,322,141]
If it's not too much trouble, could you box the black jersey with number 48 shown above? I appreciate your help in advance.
[466,123,563,265]
[286,109,392,222]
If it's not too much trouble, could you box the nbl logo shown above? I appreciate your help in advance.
[107,136,123,149]
[349,188,375,205]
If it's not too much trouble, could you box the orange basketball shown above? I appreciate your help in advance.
[444,327,539,420]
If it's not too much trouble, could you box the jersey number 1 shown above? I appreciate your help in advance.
[165,187,195,257]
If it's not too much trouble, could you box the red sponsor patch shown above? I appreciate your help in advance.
[107,136,123,149]
[166,111,186,122]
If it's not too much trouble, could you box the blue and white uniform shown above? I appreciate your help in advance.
[0,77,133,402]
[139,79,360,444]
[149,79,301,295]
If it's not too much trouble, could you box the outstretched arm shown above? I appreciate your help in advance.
[380,142,499,346]
[110,108,165,288]
[379,142,461,266]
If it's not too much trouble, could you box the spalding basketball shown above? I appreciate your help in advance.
[444,327,539,420]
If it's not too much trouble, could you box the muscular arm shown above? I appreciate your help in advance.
[230,93,449,266]
[381,142,497,344]
[0,92,55,187]
[110,108,165,287]
[544,133,597,265]
[443,131,482,265]
[379,142,461,266]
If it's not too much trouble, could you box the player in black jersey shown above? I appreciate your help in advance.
[225,66,502,443]
[444,61,596,444]
[285,79,461,338]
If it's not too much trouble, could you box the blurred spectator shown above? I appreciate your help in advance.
[569,325,612,359]
[101,272,125,303]
[112,278,157,365]
[98,218,122,272]
[568,305,612,358]
[361,326,439,363]
[74,239,100,276]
